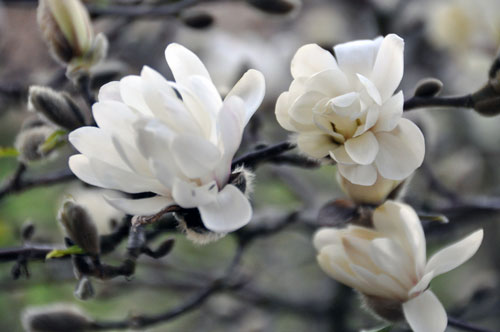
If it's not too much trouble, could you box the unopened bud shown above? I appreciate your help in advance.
[58,199,100,255]
[37,0,108,77]
[29,86,86,130]
[474,97,500,116]
[414,78,443,98]
[180,10,214,29]
[74,276,94,301]
[22,304,93,332]
[317,199,357,228]
[246,0,301,14]
[21,115,51,131]
[14,126,54,163]
[362,294,404,322]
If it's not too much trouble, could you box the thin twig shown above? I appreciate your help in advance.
[232,141,297,170]
[403,94,474,111]
[448,317,495,332]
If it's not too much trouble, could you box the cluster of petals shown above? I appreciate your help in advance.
[69,43,265,233]
[314,200,483,332]
[276,34,425,186]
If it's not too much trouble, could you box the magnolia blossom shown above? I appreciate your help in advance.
[314,201,483,332]
[69,43,265,233]
[276,34,425,186]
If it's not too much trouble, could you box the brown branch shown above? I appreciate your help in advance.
[232,141,297,170]
[404,94,474,111]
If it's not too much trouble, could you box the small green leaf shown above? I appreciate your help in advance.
[46,245,85,259]
[0,147,19,158]
[40,129,68,153]
[360,325,392,332]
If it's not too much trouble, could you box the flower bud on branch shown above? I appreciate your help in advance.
[29,86,87,130]
[22,304,93,332]
[58,199,100,256]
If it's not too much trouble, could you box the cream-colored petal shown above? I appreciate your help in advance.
[344,131,379,165]
[403,290,447,332]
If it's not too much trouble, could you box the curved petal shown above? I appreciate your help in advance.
[92,100,138,146]
[104,195,173,216]
[409,271,434,297]
[119,75,152,116]
[357,74,382,105]
[289,91,325,125]
[313,228,341,251]
[370,34,404,101]
[374,118,425,180]
[98,81,122,102]
[187,75,222,117]
[350,264,408,299]
[373,91,404,132]
[304,68,350,97]
[373,201,426,275]
[170,135,221,179]
[198,184,252,232]
[337,163,377,186]
[69,126,128,170]
[370,238,413,289]
[344,131,379,165]
[275,91,296,131]
[225,69,265,125]
[164,43,211,86]
[291,44,338,79]
[172,179,218,208]
[330,146,355,165]
[69,154,107,189]
[334,37,383,84]
[425,229,483,277]
[297,132,336,159]
[403,290,447,332]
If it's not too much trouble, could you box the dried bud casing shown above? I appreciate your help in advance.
[246,0,301,14]
[14,125,54,163]
[179,10,214,29]
[414,78,443,98]
[29,86,86,130]
[472,84,500,116]
[58,199,101,255]
[22,304,93,332]
[474,97,500,116]
[362,294,404,323]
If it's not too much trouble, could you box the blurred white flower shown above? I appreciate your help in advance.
[314,201,483,332]
[69,43,265,233]
[276,34,425,186]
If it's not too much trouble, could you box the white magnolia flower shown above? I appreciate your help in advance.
[314,201,483,332]
[276,34,425,186]
[69,43,265,233]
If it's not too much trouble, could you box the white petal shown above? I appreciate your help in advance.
[403,290,447,332]
[425,229,483,277]
[187,75,222,117]
[313,228,341,251]
[297,132,336,158]
[353,106,380,137]
[330,145,355,164]
[370,34,404,101]
[164,43,211,86]
[373,91,404,132]
[98,81,122,102]
[304,69,350,97]
[198,184,252,233]
[350,264,408,299]
[172,179,218,208]
[170,135,221,179]
[225,69,265,125]
[374,118,425,180]
[289,91,325,124]
[370,238,414,289]
[344,131,379,165]
[357,74,382,105]
[92,100,138,146]
[373,201,426,275]
[111,136,151,176]
[291,44,338,79]
[104,195,173,216]
[69,154,107,189]
[334,37,383,83]
[409,271,434,297]
[275,91,296,131]
[330,91,359,108]
[69,127,128,170]
[337,163,377,186]
[119,75,152,116]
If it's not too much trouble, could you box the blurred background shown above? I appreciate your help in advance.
[0,0,499,331]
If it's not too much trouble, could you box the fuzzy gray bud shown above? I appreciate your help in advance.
[74,276,95,301]
[58,199,100,255]
[22,304,93,332]
[246,0,301,14]
[362,294,404,323]
[180,10,214,29]
[414,78,443,98]
[474,96,500,116]
[29,86,86,130]
[14,125,54,163]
